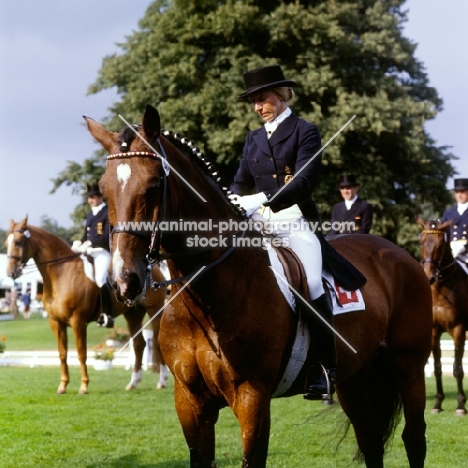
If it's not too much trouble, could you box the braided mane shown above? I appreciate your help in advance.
[161,129,245,216]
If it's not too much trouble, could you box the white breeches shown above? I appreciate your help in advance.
[86,248,111,288]
[270,218,324,300]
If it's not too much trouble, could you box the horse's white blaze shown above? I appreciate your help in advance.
[117,163,131,192]
[6,233,13,254]
[112,246,125,279]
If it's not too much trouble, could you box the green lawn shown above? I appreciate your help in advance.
[0,313,130,350]
[0,366,467,467]
[1,316,468,467]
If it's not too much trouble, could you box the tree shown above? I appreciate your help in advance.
[39,216,82,245]
[53,0,455,256]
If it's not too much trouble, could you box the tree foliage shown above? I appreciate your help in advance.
[53,0,455,256]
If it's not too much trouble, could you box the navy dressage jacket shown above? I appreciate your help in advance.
[328,198,373,238]
[442,205,468,244]
[231,113,366,291]
[81,204,110,251]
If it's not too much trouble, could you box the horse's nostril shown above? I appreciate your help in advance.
[429,277,436,285]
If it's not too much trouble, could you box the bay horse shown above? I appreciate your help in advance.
[6,217,168,394]
[417,217,468,414]
[85,105,432,468]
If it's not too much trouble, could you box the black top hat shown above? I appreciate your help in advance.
[454,178,468,191]
[238,65,297,99]
[86,184,102,197]
[338,175,359,188]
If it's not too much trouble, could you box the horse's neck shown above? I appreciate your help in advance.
[441,240,455,266]
[30,228,73,267]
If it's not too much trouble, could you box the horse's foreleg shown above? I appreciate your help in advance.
[124,312,146,390]
[451,325,467,415]
[71,319,89,395]
[233,385,271,468]
[157,364,169,389]
[431,328,444,413]
[173,376,218,468]
[48,318,69,394]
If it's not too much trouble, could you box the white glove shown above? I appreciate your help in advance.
[237,193,268,217]
[451,240,467,258]
[71,240,82,253]
[78,240,92,254]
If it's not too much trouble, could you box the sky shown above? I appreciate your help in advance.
[0,0,467,230]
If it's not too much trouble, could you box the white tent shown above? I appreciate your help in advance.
[0,254,43,299]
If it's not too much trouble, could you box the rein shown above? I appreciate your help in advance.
[8,228,80,267]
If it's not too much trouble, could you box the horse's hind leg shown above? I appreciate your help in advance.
[395,357,428,468]
[337,372,385,468]
[451,324,467,415]
[431,327,445,413]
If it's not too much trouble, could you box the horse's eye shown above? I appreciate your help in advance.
[149,176,161,188]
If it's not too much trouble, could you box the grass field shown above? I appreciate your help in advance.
[0,313,133,350]
[1,316,468,467]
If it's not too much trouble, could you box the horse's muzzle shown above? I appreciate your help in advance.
[115,271,144,302]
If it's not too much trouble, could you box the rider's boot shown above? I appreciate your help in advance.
[97,282,115,328]
[303,292,337,402]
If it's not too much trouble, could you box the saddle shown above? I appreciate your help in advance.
[275,246,310,306]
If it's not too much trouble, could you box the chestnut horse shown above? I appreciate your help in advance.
[85,105,432,468]
[6,217,168,394]
[417,217,468,414]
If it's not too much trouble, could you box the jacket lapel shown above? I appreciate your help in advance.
[269,114,298,147]
[253,128,272,157]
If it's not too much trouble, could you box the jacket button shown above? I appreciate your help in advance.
[253,159,258,163]
[255,175,260,179]
[272,174,277,178]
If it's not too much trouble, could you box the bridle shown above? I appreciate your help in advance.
[7,228,79,272]
[106,139,242,291]
[107,147,169,265]
[420,228,457,282]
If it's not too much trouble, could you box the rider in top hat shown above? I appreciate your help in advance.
[327,175,373,238]
[230,64,366,402]
[72,184,114,328]
[442,178,468,269]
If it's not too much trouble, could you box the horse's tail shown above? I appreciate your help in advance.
[355,345,403,462]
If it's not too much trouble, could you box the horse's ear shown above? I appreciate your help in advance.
[20,216,28,230]
[142,104,161,139]
[440,219,453,230]
[83,116,118,153]
[416,217,426,229]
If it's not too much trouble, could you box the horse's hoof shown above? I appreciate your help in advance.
[455,409,467,416]
[125,384,137,391]
[431,408,442,414]
[56,389,66,395]
[156,382,167,389]
[322,398,334,406]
